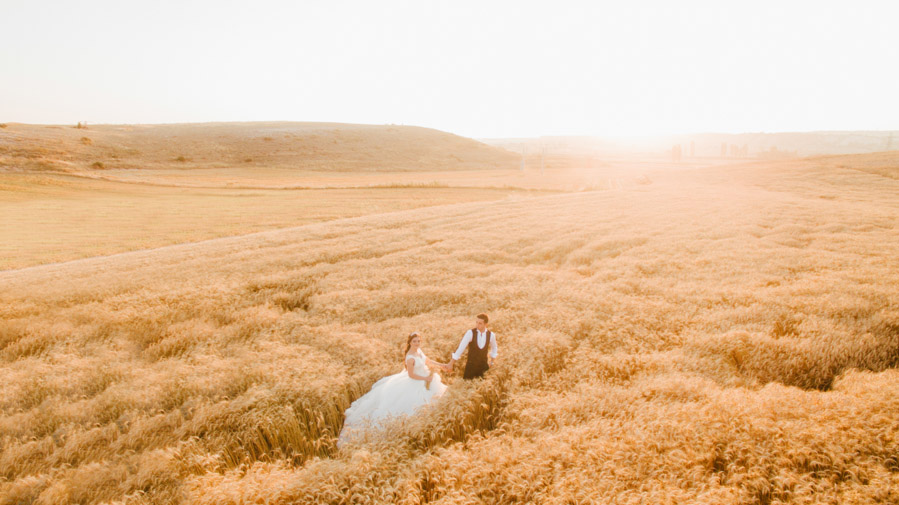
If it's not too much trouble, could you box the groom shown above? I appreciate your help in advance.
[446,313,498,379]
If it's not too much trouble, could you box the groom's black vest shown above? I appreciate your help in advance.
[463,328,492,380]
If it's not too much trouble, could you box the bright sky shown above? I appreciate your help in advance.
[2,0,897,138]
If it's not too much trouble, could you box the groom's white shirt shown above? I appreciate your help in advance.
[451,329,498,361]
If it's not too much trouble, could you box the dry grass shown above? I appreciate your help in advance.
[0,152,898,504]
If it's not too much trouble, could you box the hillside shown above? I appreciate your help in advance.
[0,122,520,173]
[1,152,898,504]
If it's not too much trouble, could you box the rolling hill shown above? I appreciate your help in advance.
[0,122,520,173]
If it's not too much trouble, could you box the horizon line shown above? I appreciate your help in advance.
[2,120,898,140]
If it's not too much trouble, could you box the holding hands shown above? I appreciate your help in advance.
[408,322,500,384]
[423,354,452,375]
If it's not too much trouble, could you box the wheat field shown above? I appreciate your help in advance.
[1,151,898,504]
[0,172,552,270]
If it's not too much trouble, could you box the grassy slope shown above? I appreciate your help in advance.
[1,153,898,504]
[0,122,519,173]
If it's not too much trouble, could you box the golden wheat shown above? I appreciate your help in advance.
[1,154,897,504]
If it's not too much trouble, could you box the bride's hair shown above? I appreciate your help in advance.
[403,332,420,359]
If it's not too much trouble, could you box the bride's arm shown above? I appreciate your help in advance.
[405,357,433,382]
[421,350,448,372]
[425,357,448,369]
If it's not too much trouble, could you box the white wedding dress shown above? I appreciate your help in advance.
[338,350,447,446]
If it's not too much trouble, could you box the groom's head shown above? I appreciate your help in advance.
[476,313,488,332]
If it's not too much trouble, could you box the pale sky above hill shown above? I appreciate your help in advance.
[2,0,897,138]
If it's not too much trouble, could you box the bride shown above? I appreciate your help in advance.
[338,332,449,446]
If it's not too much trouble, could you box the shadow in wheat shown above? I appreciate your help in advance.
[182,379,373,468]
[689,312,899,391]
